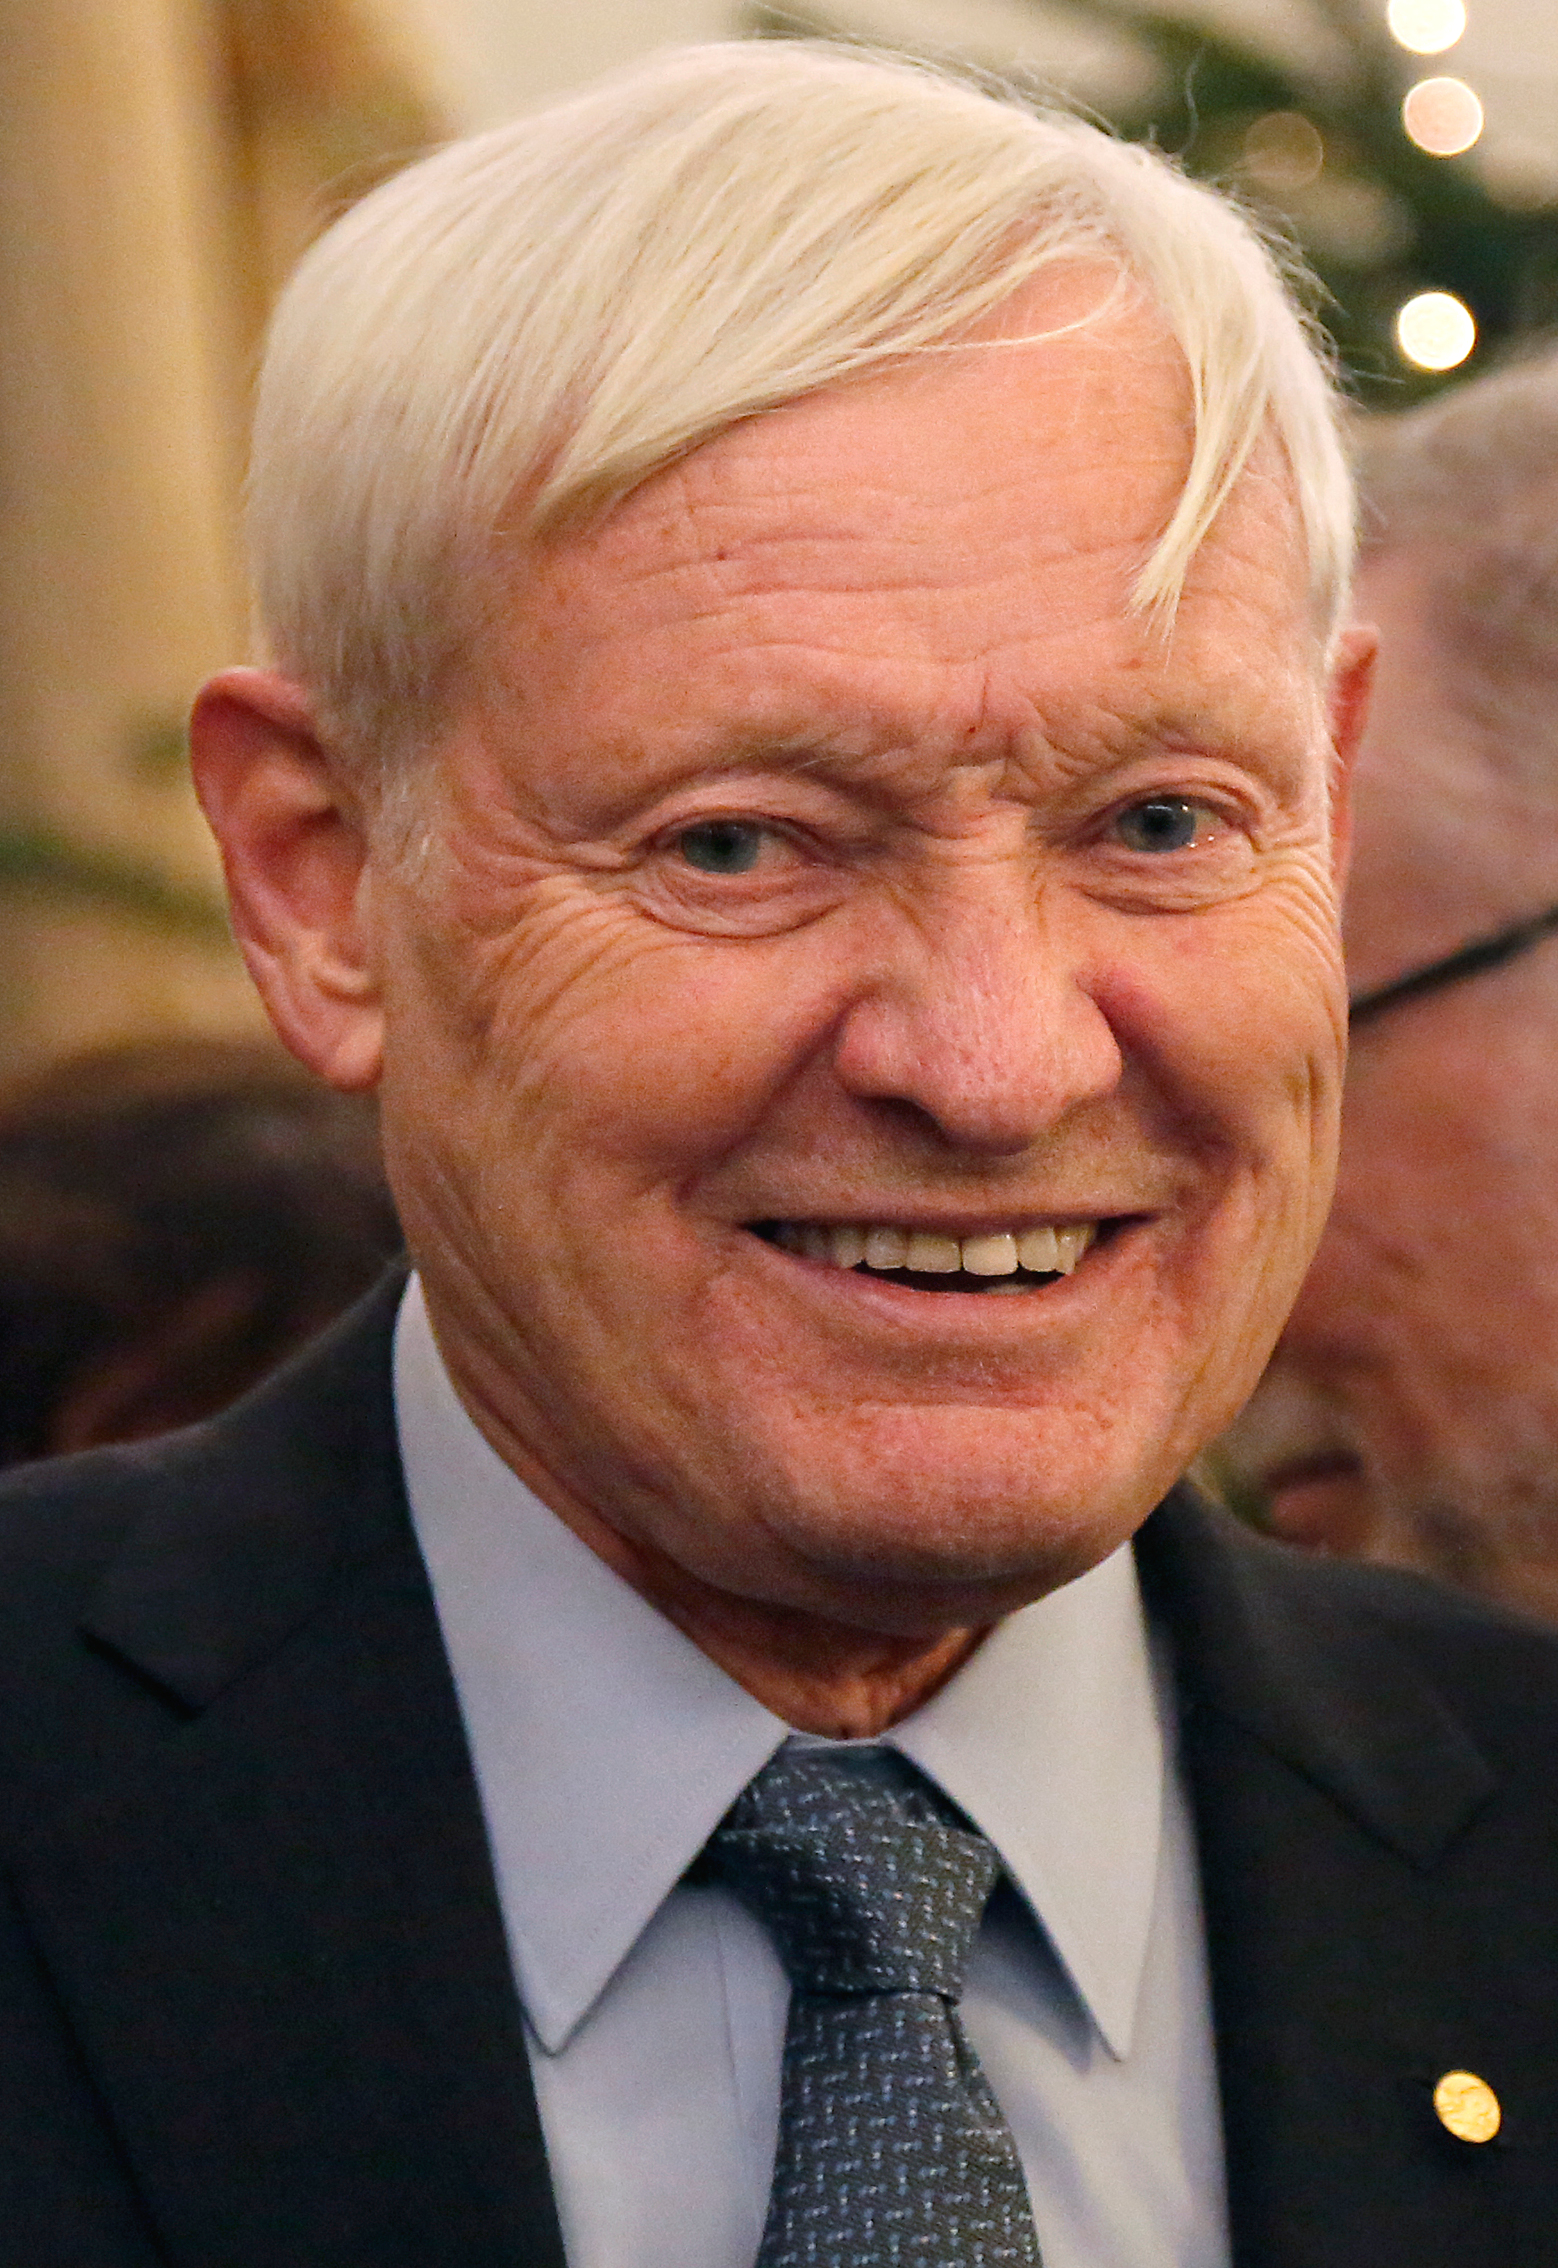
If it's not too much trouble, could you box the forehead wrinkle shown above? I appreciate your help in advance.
[655,464,1183,585]
[541,413,1189,636]
[553,656,1318,837]
[514,485,1316,708]
[494,536,1327,805]
[476,592,1324,849]
[522,532,1158,667]
[484,384,1322,828]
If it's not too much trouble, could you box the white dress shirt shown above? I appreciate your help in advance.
[393,1276,1230,2268]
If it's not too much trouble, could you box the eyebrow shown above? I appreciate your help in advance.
[1348,901,1558,1027]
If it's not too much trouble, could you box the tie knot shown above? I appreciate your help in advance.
[705,1747,999,2000]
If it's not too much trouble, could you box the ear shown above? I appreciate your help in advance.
[1324,621,1377,889]
[189,668,384,1091]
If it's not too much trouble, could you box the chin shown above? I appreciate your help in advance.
[736,1443,1152,1627]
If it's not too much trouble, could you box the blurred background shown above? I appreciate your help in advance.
[3,0,1556,1079]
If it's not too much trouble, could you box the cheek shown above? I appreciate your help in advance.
[1291,1150,1503,1441]
[1332,1058,1507,1268]
[1096,899,1346,1176]
[391,883,863,1190]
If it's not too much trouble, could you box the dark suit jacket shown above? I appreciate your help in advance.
[2,1276,1556,2266]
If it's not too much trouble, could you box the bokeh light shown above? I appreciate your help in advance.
[1395,290,1477,369]
[1386,0,1467,55]
[1402,76,1485,155]
[1240,111,1326,192]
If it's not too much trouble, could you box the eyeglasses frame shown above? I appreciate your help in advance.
[1347,902,1558,1028]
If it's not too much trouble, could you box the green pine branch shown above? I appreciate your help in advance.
[0,825,233,944]
[745,1,1558,398]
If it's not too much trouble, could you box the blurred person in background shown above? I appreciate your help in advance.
[1223,354,1558,1620]
[0,1036,401,1463]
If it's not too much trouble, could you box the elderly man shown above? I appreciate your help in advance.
[3,42,1556,2268]
[1225,358,1558,1621]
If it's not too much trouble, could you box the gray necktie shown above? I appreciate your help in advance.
[706,1745,1043,2268]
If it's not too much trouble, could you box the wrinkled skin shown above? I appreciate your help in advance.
[193,272,1367,1728]
[1226,544,1558,1620]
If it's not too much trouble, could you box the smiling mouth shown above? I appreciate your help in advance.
[751,1219,1104,1291]
[1263,1450,1363,1496]
[1260,1451,1368,1543]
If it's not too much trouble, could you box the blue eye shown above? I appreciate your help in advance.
[1114,798,1205,853]
[676,821,767,874]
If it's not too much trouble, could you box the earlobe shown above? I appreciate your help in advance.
[189,668,385,1091]
[1325,622,1378,888]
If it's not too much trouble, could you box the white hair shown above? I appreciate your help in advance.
[247,38,1356,774]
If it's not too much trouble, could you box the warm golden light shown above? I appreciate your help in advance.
[1403,76,1484,156]
[1395,290,1476,370]
[1240,111,1325,192]
[1386,0,1467,55]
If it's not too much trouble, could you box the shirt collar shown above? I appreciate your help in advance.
[394,1276,1165,2062]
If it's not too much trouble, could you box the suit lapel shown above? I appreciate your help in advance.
[15,1292,1544,2268]
[12,1283,565,2268]
[1138,1490,1515,2268]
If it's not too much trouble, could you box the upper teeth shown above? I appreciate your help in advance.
[773,1222,1096,1276]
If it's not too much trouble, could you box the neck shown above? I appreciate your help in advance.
[585,1526,989,1735]
[530,1477,987,1735]
[426,1298,990,1735]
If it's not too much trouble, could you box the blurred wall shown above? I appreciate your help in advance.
[428,0,735,123]
[0,0,443,1079]
[1,0,253,1072]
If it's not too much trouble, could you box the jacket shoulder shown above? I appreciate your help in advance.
[1141,1484,1558,1785]
[0,1272,408,1821]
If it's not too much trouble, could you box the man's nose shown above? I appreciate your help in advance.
[829,888,1123,1154]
